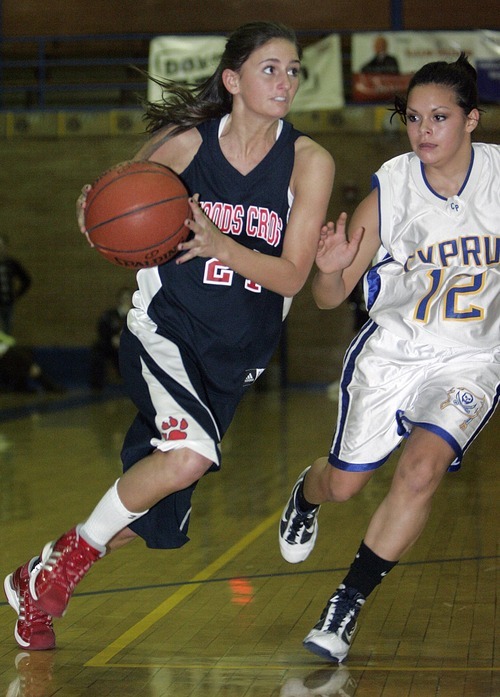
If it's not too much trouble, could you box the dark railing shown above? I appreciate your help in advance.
[0,31,347,111]
[0,33,156,110]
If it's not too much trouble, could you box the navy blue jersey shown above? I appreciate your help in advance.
[133,116,304,396]
[121,117,306,548]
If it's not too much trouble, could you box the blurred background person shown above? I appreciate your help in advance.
[0,331,64,393]
[0,234,32,335]
[89,287,132,390]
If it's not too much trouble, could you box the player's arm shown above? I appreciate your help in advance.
[178,138,335,298]
[135,126,203,174]
[76,127,201,237]
[312,188,381,309]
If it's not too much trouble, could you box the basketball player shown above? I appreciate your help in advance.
[4,22,352,651]
[279,53,499,662]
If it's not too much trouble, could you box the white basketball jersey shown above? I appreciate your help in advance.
[365,143,499,349]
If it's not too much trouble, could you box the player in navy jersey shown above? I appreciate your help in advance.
[279,53,499,662]
[4,21,350,652]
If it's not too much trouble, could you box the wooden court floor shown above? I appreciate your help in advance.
[0,386,498,696]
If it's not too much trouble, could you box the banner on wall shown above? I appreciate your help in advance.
[351,31,500,104]
[475,30,500,103]
[148,33,344,111]
[291,33,344,111]
[148,35,226,104]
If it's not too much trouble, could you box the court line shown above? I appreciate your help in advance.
[50,552,500,601]
[85,508,282,667]
[0,553,496,611]
[85,661,500,673]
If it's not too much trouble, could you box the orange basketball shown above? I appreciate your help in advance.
[84,160,191,268]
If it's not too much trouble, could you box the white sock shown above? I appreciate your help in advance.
[80,479,149,548]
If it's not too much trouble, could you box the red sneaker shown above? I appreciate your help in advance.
[30,526,105,618]
[4,558,56,651]
[7,651,56,697]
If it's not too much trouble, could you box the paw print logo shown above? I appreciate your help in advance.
[161,416,188,441]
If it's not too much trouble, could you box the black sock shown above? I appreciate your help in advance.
[296,479,317,513]
[342,540,398,598]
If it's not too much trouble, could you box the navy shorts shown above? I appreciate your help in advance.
[119,324,244,549]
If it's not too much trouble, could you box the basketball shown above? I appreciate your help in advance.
[83,160,192,268]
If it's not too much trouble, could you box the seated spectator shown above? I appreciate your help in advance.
[0,332,64,393]
[89,287,132,390]
[0,234,32,335]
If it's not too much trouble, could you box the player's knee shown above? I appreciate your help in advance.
[152,447,212,490]
[395,427,456,498]
[324,468,367,503]
[395,455,445,498]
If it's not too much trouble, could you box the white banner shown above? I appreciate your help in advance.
[351,31,500,103]
[291,33,344,111]
[148,35,226,103]
[148,33,344,111]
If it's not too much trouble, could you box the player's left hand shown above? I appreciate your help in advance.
[315,212,364,274]
[176,195,225,263]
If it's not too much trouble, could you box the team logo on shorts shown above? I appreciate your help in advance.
[440,387,485,431]
[161,416,188,440]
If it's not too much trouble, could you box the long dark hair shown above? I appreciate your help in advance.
[391,52,480,124]
[142,21,302,135]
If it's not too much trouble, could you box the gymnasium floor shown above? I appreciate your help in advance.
[0,383,498,696]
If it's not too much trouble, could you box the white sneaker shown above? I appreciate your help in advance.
[279,467,320,563]
[303,585,365,663]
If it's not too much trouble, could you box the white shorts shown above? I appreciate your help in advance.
[329,322,500,472]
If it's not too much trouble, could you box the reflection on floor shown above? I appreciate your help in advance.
[0,387,498,696]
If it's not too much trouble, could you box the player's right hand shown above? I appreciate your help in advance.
[76,184,92,244]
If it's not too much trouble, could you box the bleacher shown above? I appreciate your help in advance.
[0,31,343,111]
[0,33,154,111]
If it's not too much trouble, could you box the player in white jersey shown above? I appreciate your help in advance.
[279,53,499,663]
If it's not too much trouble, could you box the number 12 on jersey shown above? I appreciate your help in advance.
[414,269,485,323]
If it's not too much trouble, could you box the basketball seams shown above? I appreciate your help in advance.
[85,171,185,218]
[92,220,189,254]
[85,195,189,234]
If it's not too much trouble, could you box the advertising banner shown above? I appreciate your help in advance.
[291,33,344,111]
[148,35,226,103]
[352,31,499,104]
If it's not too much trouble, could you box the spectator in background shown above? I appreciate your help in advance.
[0,234,31,334]
[361,36,400,75]
[89,287,132,390]
[0,331,64,393]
